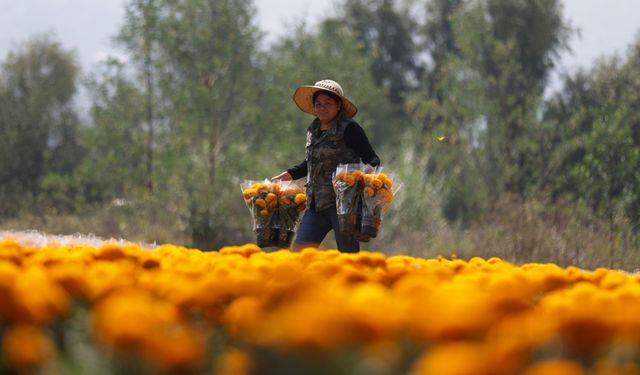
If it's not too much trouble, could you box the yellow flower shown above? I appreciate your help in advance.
[521,359,587,375]
[12,267,70,324]
[294,193,306,205]
[259,209,269,216]
[93,242,128,261]
[93,289,205,371]
[280,196,291,205]
[48,262,88,297]
[253,183,268,192]
[214,349,253,375]
[270,183,281,194]
[242,188,257,199]
[411,342,489,375]
[222,296,264,338]
[364,187,375,197]
[344,175,355,186]
[265,193,277,203]
[2,324,55,372]
[255,199,267,208]
[144,324,205,372]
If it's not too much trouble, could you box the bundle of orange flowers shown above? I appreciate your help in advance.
[275,181,306,247]
[241,180,306,247]
[241,180,279,247]
[361,170,397,240]
[332,164,364,237]
[333,164,399,242]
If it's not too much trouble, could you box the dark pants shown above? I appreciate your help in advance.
[294,205,360,253]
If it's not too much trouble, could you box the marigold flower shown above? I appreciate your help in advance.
[280,196,291,205]
[2,324,55,372]
[144,324,205,372]
[214,349,254,375]
[265,193,277,203]
[294,194,306,205]
[345,175,355,187]
[334,171,347,180]
[411,342,489,375]
[270,183,281,194]
[242,188,257,199]
[222,296,264,338]
[364,187,375,197]
[253,183,268,192]
[12,267,70,324]
[254,198,267,208]
[521,359,587,375]
[94,242,128,261]
[378,173,391,186]
[48,262,88,297]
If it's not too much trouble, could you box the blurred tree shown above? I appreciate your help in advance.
[78,60,149,203]
[417,0,464,131]
[542,39,640,224]
[337,0,422,107]
[115,0,263,248]
[452,0,570,195]
[403,0,571,223]
[116,0,162,193]
[0,35,81,214]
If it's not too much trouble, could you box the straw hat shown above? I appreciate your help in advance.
[292,79,358,118]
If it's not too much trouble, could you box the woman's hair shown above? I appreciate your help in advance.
[313,90,342,106]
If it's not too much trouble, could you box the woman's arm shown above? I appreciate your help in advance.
[344,123,381,166]
[287,160,308,180]
[271,160,307,181]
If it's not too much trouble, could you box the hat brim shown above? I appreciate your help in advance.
[292,85,358,118]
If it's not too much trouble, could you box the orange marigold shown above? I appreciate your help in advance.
[2,324,55,371]
[294,194,306,205]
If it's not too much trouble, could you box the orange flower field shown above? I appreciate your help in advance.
[1,233,640,374]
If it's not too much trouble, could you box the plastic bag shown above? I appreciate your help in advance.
[360,168,401,239]
[332,163,364,237]
[275,181,307,248]
[332,163,401,242]
[241,179,280,247]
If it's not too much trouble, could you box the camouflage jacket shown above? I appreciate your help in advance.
[305,116,360,211]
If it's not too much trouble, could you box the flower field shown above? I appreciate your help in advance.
[1,233,640,374]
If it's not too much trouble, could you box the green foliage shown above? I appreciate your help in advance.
[338,0,423,105]
[77,60,150,203]
[111,0,264,249]
[0,35,82,215]
[403,0,571,224]
[542,40,640,224]
[2,0,640,260]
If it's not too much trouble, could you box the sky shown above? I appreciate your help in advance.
[0,0,639,90]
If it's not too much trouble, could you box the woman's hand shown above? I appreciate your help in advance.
[271,171,293,182]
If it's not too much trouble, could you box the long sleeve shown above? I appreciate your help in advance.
[344,122,381,166]
[287,160,308,180]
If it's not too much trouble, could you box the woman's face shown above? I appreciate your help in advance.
[313,93,341,125]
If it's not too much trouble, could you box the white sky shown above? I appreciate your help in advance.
[0,0,638,89]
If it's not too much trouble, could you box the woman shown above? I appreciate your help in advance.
[271,79,380,252]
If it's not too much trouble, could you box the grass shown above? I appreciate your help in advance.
[3,196,639,271]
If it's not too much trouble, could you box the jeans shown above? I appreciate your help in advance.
[294,205,360,253]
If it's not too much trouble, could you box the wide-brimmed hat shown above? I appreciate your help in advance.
[292,79,358,118]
